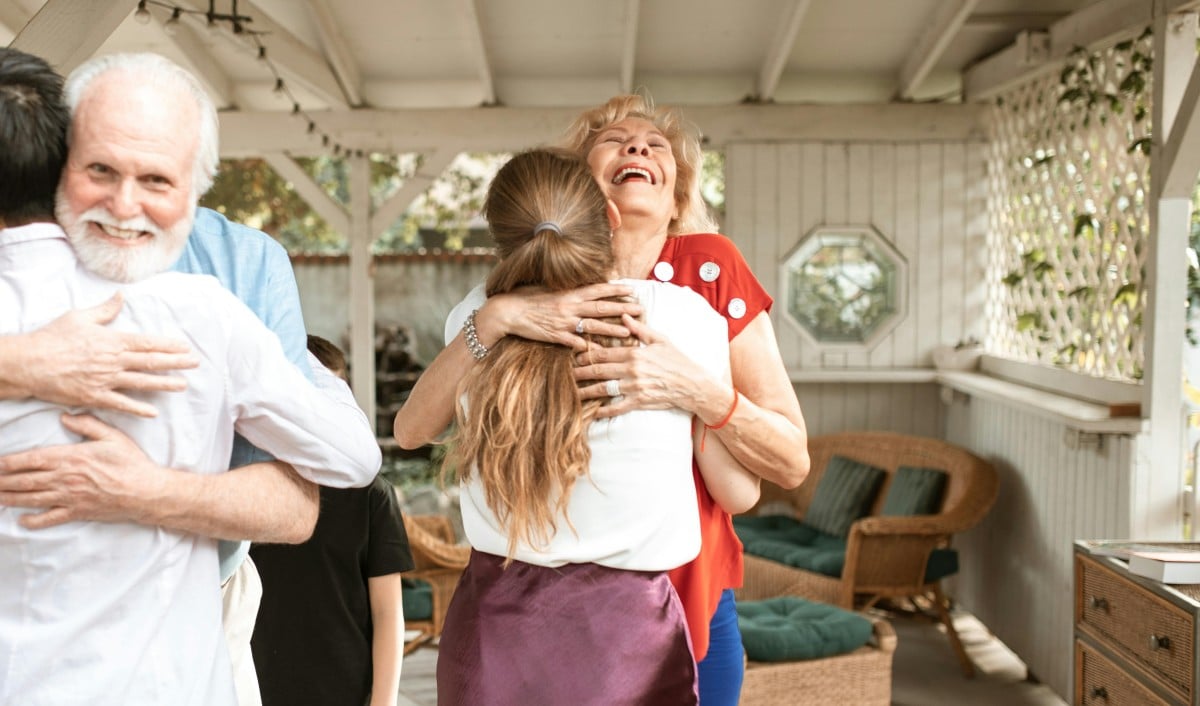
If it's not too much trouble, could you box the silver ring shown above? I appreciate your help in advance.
[575,319,586,335]
[605,379,621,397]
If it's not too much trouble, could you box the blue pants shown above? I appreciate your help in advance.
[696,589,744,705]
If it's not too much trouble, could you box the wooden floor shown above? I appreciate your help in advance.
[394,607,1067,705]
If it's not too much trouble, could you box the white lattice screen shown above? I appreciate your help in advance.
[986,33,1152,381]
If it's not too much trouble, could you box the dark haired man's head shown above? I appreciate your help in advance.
[307,334,348,382]
[0,48,68,225]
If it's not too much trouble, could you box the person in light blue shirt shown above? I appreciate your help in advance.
[172,206,323,706]
[175,205,316,583]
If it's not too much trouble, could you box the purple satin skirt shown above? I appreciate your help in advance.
[437,550,698,706]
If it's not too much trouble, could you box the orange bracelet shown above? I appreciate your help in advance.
[700,389,739,452]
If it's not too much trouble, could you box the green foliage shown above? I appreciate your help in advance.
[200,158,344,253]
[203,149,728,253]
[700,151,726,220]
[998,28,1177,374]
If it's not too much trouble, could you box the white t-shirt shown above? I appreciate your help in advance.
[446,279,728,571]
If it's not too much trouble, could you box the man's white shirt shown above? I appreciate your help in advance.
[0,223,380,706]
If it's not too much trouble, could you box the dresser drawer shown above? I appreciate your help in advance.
[1077,641,1171,706]
[1078,555,1196,700]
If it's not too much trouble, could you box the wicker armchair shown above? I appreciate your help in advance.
[403,513,470,655]
[737,431,998,677]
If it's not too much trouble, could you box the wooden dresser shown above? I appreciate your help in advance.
[1074,541,1200,705]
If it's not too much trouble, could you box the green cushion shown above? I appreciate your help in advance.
[737,597,874,662]
[803,456,886,536]
[733,515,848,577]
[401,577,433,621]
[733,514,959,583]
[880,466,948,516]
[925,548,959,582]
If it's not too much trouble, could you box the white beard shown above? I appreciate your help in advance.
[56,190,192,284]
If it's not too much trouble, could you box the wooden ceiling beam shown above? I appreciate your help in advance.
[219,103,986,156]
[897,0,981,101]
[307,0,363,107]
[261,152,350,235]
[619,0,640,94]
[10,0,137,73]
[147,4,236,109]
[454,0,496,106]
[965,0,1200,100]
[370,149,460,236]
[1160,13,1200,199]
[174,0,350,109]
[754,0,812,103]
[0,2,34,39]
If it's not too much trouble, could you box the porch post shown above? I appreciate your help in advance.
[1141,6,1198,537]
[347,154,377,433]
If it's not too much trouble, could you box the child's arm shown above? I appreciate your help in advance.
[368,573,405,706]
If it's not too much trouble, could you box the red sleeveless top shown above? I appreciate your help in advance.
[651,233,773,660]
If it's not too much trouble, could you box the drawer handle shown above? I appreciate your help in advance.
[1150,634,1171,650]
[1087,596,1109,611]
[1089,686,1108,700]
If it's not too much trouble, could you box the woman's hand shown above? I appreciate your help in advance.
[477,282,643,351]
[574,315,726,420]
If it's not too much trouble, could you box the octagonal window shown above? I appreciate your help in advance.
[782,225,906,347]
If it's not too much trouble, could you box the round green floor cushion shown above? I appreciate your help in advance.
[737,597,874,662]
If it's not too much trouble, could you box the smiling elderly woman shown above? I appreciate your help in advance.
[394,94,810,706]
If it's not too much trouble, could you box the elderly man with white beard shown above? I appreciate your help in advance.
[0,52,340,705]
[0,49,381,706]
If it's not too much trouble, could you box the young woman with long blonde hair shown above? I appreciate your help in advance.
[433,149,757,706]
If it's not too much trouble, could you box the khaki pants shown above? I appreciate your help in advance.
[221,556,263,706]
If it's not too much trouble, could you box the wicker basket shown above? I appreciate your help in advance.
[739,615,896,706]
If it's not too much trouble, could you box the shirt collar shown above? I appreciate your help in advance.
[0,221,68,248]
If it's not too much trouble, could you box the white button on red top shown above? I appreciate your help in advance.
[699,261,720,282]
[728,298,747,319]
[653,261,675,282]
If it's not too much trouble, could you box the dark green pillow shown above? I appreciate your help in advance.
[880,466,947,516]
[737,596,874,661]
[803,456,886,536]
[401,577,433,621]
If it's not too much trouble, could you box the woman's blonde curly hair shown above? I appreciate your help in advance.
[559,94,718,235]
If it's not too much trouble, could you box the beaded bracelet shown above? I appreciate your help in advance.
[462,309,489,360]
[700,389,739,452]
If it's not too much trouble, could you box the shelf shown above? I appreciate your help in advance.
[785,367,1146,435]
[788,368,938,384]
[936,370,1146,435]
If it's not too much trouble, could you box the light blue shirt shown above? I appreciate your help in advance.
[173,206,313,581]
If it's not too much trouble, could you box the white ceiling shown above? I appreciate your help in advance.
[1,0,1102,107]
[0,0,1183,154]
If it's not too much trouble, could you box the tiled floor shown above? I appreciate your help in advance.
[396,608,1067,705]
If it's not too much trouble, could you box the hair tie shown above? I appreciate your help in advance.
[534,221,563,237]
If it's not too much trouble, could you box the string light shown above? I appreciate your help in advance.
[133,0,353,158]
[162,8,182,36]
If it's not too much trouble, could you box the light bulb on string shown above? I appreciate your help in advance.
[163,8,183,36]
[134,1,152,24]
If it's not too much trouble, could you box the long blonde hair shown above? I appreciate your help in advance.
[559,93,718,235]
[446,149,626,561]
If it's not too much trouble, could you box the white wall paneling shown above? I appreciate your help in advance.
[727,138,987,435]
[946,395,1137,701]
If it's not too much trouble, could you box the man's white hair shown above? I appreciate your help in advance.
[63,52,219,198]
